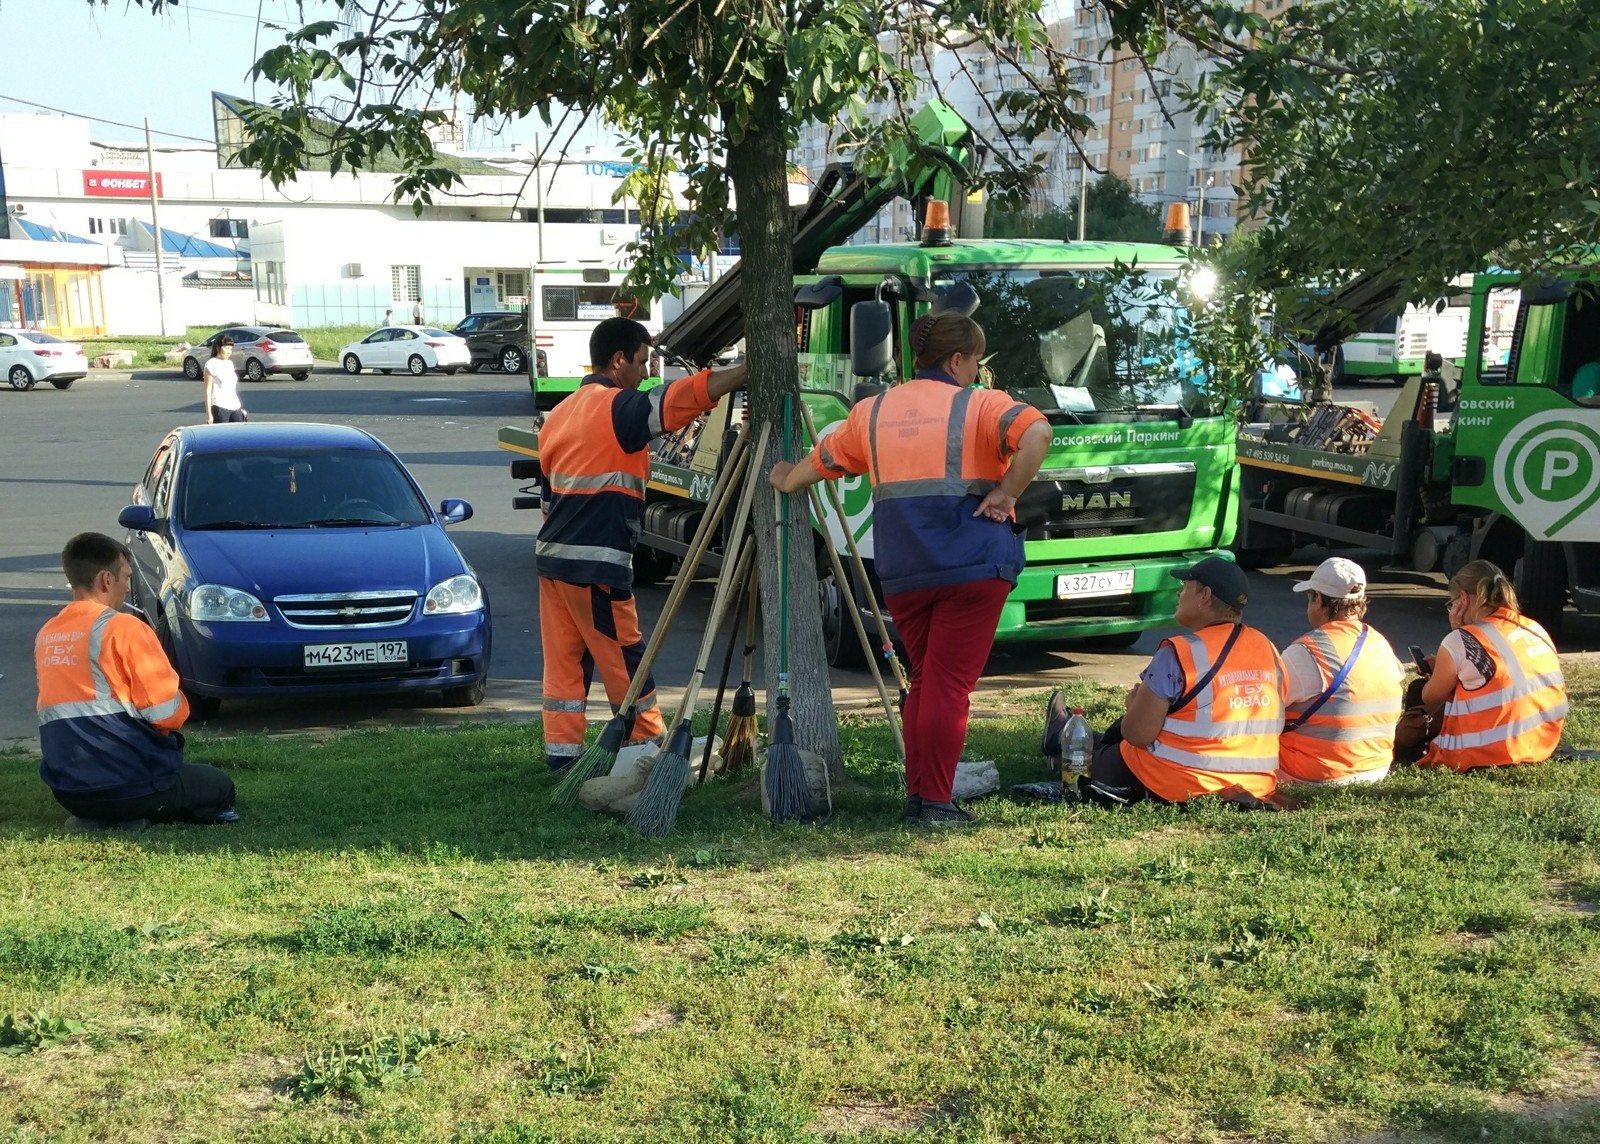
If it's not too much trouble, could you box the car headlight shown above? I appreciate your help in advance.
[425,574,483,615]
[189,584,269,622]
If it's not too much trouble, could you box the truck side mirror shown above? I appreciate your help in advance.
[849,300,895,378]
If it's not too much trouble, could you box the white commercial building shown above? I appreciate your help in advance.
[0,94,698,338]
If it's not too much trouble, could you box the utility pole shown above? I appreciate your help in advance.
[144,118,167,335]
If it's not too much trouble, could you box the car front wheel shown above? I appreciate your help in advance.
[442,678,486,707]
[7,365,35,391]
[244,358,266,382]
[342,354,361,375]
[408,354,427,376]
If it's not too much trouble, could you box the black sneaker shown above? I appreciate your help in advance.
[902,796,923,824]
[918,801,978,829]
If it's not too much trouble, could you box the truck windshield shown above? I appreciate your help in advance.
[933,268,1209,421]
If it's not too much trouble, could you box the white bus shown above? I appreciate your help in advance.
[528,265,662,401]
[1337,290,1472,383]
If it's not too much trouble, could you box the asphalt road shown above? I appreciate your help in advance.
[0,368,1534,748]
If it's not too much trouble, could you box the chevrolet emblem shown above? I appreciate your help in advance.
[340,606,360,618]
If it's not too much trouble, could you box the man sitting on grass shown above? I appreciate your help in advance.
[1079,557,1286,806]
[35,532,237,831]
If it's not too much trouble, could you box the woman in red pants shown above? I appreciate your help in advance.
[769,313,1051,826]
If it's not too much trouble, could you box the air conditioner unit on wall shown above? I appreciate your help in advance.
[345,262,363,278]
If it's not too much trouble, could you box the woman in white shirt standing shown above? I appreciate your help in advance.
[203,336,247,424]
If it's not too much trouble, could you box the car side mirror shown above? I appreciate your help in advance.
[118,504,158,532]
[849,300,895,378]
[438,499,473,525]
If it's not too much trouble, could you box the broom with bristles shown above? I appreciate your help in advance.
[628,493,762,836]
[548,422,758,806]
[765,395,811,822]
[717,564,761,778]
[698,555,756,784]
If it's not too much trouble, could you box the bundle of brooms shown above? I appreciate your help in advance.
[548,422,764,806]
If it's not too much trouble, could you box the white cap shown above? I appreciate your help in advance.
[1292,557,1367,601]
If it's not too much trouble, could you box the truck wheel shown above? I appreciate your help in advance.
[1233,543,1294,571]
[819,563,866,668]
[1515,537,1567,640]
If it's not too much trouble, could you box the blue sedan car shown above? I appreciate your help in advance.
[118,422,491,718]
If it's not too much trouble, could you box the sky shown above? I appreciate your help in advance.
[0,0,618,156]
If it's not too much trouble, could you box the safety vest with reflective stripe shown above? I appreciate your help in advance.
[1422,609,1567,771]
[35,600,188,798]
[1279,620,1404,782]
[1120,622,1286,802]
[536,371,715,589]
[807,372,1047,596]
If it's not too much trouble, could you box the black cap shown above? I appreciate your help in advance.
[1171,556,1249,610]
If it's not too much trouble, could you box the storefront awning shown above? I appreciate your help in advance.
[14,218,95,244]
[135,221,243,259]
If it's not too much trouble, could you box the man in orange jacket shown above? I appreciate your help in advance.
[35,533,237,830]
[535,317,746,769]
[1083,556,1286,805]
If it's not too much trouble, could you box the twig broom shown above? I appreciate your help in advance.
[548,422,757,806]
[698,554,757,784]
[629,536,758,837]
[717,563,761,777]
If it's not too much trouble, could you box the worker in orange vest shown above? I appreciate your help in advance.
[1083,556,1286,805]
[770,312,1051,827]
[35,533,237,830]
[536,317,746,770]
[1278,557,1405,785]
[1402,559,1567,770]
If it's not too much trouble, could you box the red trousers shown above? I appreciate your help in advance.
[538,578,664,769]
[886,578,1012,803]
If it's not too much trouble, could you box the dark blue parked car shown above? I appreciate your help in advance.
[118,422,490,718]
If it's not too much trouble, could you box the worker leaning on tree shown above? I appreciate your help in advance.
[534,317,746,770]
[769,312,1051,828]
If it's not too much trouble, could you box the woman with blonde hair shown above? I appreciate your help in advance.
[770,311,1052,826]
[1403,559,1567,770]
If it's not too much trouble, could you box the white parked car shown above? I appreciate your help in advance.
[337,326,470,376]
[0,328,89,391]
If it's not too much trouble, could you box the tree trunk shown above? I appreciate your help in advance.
[725,79,843,779]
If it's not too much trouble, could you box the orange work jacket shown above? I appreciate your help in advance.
[808,372,1046,595]
[1279,620,1404,782]
[1421,609,1566,771]
[36,600,188,797]
[535,370,715,589]
[1120,621,1286,802]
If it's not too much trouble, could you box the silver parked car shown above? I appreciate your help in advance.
[182,326,314,382]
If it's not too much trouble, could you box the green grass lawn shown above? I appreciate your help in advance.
[1,669,1597,1143]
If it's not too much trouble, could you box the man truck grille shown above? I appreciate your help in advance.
[1020,462,1198,541]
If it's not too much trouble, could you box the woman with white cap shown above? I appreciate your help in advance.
[1278,557,1405,785]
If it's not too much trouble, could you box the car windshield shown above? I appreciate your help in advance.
[180,448,431,529]
[933,267,1214,421]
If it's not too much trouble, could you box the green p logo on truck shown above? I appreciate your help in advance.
[1494,410,1600,539]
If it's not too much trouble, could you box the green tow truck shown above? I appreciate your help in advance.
[1235,269,1600,637]
[499,102,1243,665]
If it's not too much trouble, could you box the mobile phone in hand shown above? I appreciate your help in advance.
[1408,644,1430,674]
